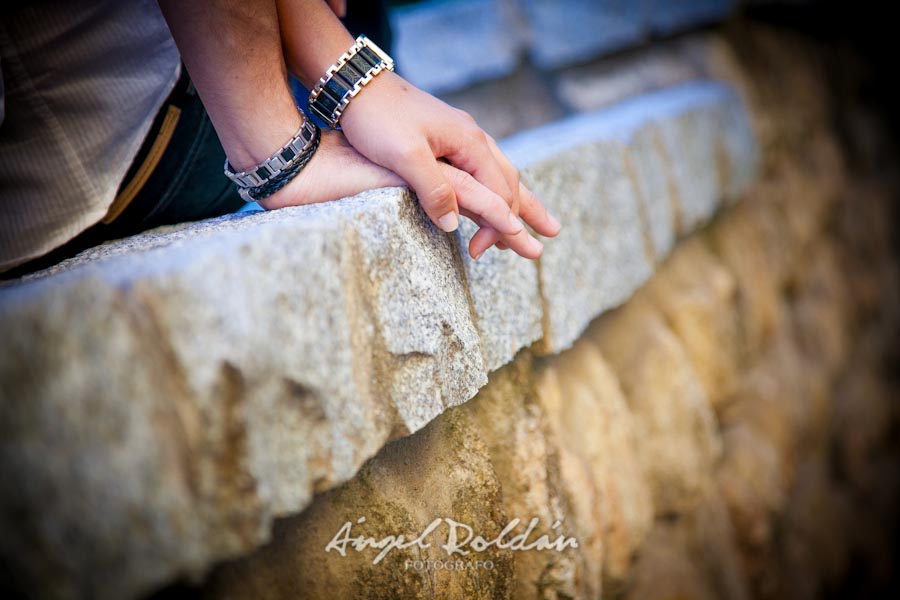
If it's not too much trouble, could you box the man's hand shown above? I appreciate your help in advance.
[276,0,561,260]
[338,71,560,259]
[259,132,551,265]
[257,130,403,210]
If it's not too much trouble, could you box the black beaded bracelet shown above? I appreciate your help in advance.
[245,124,322,202]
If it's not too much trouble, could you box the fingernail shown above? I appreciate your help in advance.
[474,248,485,260]
[547,213,561,232]
[529,236,544,254]
[507,211,525,233]
[437,211,459,233]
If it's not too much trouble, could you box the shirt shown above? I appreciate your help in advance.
[0,0,181,272]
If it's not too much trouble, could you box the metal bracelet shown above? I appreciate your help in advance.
[242,124,322,202]
[223,116,318,189]
[308,35,395,129]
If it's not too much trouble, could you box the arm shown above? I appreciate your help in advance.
[157,0,401,209]
[277,0,560,259]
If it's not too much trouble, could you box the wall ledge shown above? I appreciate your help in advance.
[0,78,757,599]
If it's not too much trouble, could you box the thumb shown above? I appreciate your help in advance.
[394,149,460,232]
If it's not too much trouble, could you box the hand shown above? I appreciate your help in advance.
[260,131,554,261]
[258,130,403,210]
[338,71,561,260]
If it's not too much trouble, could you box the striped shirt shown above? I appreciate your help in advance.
[0,0,180,272]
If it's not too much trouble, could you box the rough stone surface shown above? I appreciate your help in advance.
[537,340,654,584]
[521,0,645,69]
[390,0,522,95]
[438,66,567,140]
[461,358,590,600]
[588,297,723,516]
[656,99,724,232]
[646,0,737,36]
[0,189,489,600]
[455,219,543,372]
[555,37,709,114]
[642,237,742,409]
[500,82,757,353]
[1,56,763,600]
[517,138,651,354]
[624,122,677,262]
[708,198,787,358]
[200,406,515,600]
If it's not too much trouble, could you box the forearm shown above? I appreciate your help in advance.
[275,0,355,88]
[158,0,301,170]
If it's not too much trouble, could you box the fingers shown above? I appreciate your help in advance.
[469,225,501,259]
[457,128,560,248]
[518,181,561,237]
[436,115,516,213]
[438,163,524,237]
[441,163,543,259]
[484,134,521,215]
[462,181,560,258]
[391,146,461,232]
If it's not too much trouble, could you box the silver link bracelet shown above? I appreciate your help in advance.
[223,116,319,190]
[308,35,395,128]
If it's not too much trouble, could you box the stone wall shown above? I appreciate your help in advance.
[154,28,900,595]
[2,8,899,600]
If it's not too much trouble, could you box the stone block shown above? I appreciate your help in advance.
[439,66,566,140]
[455,218,543,372]
[718,91,760,201]
[625,525,719,600]
[389,0,522,95]
[645,0,737,36]
[0,188,489,599]
[1,202,392,599]
[462,357,590,600]
[624,121,677,262]
[588,298,721,515]
[538,340,654,584]
[521,139,650,353]
[716,424,787,559]
[555,37,707,114]
[344,190,487,435]
[655,98,723,233]
[199,407,514,600]
[709,199,786,360]
[642,238,741,409]
[521,0,645,69]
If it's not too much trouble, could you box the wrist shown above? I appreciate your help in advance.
[307,35,395,128]
[278,0,356,88]
[218,103,304,171]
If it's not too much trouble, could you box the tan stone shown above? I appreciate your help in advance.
[716,424,786,562]
[833,179,900,330]
[718,332,803,486]
[461,357,590,600]
[624,525,719,600]
[779,458,853,600]
[830,332,896,493]
[201,408,514,600]
[622,487,750,600]
[588,297,722,515]
[789,239,850,384]
[688,491,752,600]
[536,340,654,584]
[643,237,742,408]
[709,198,786,360]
